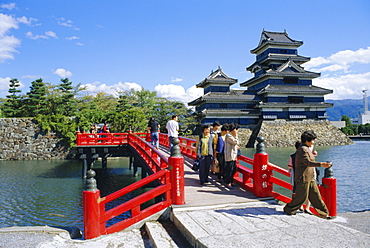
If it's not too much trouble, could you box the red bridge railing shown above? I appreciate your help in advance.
[158,133,336,217]
[80,132,336,239]
[81,132,175,239]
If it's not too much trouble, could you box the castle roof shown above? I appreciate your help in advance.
[257,84,333,96]
[196,66,237,88]
[241,60,320,87]
[198,108,260,117]
[188,90,257,106]
[251,30,303,54]
[256,101,334,109]
[247,54,310,72]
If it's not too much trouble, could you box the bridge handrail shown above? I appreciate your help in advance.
[100,169,171,235]
[158,133,335,216]
[82,132,336,240]
[83,132,172,239]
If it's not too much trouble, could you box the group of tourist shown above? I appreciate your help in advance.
[90,123,109,134]
[146,115,333,219]
[196,121,240,187]
[147,115,179,150]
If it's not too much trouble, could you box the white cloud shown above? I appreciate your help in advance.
[66,36,79,40]
[22,75,40,79]
[305,47,370,73]
[1,3,16,10]
[314,72,370,100]
[0,35,20,62]
[0,13,20,62]
[78,81,203,104]
[303,47,370,100]
[53,68,72,78]
[171,77,183,83]
[304,57,330,70]
[16,16,39,26]
[155,84,203,104]
[0,77,11,91]
[80,81,142,96]
[45,31,58,38]
[26,31,58,40]
[0,77,25,95]
[58,18,79,30]
[0,13,18,35]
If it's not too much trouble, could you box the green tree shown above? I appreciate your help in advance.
[153,98,197,134]
[116,91,134,113]
[58,78,77,116]
[24,78,48,117]
[3,78,22,117]
[341,115,352,126]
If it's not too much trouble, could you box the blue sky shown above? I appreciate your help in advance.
[1,0,370,103]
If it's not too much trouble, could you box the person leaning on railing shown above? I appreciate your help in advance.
[283,130,333,219]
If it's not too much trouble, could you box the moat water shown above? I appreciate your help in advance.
[0,141,369,231]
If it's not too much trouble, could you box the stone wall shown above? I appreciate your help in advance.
[238,119,353,148]
[0,118,71,160]
[0,118,353,160]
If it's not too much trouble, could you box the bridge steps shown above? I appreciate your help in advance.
[171,200,370,247]
[145,220,191,248]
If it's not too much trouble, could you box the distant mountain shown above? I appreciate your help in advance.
[326,97,369,121]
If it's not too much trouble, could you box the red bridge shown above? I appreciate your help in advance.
[76,131,337,239]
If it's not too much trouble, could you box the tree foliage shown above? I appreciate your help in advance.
[3,78,22,117]
[340,115,370,135]
[25,78,48,116]
[0,77,197,147]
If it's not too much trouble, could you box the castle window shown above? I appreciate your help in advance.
[288,96,303,103]
[284,77,298,84]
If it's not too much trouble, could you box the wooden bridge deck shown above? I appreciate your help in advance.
[158,146,271,208]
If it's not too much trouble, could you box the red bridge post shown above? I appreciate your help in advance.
[83,169,101,239]
[253,137,271,198]
[168,138,185,205]
[321,167,337,217]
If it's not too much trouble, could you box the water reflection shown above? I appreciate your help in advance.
[241,141,370,213]
[0,141,369,230]
[0,158,140,231]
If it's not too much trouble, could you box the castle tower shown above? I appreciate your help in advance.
[240,30,333,120]
[188,67,259,125]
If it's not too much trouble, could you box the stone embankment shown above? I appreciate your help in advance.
[238,119,353,148]
[0,118,353,160]
[0,118,70,160]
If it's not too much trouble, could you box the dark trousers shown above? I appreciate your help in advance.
[284,180,329,216]
[216,153,226,180]
[224,160,236,184]
[199,155,212,183]
[169,136,176,148]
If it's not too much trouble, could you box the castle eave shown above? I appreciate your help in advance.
[257,102,334,108]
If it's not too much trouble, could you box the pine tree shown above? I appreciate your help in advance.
[25,78,47,117]
[59,78,77,116]
[3,78,22,117]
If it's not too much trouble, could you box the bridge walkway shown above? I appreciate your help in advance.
[150,146,370,248]
[157,145,269,208]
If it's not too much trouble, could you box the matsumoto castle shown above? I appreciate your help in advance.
[188,30,333,125]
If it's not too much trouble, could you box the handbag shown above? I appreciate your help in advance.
[211,159,220,173]
[237,149,241,157]
[192,159,200,171]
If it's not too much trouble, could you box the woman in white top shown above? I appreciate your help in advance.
[223,123,240,188]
